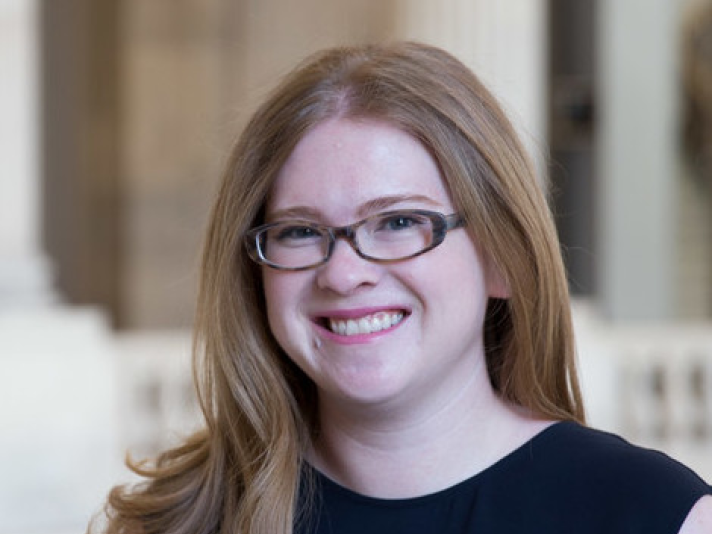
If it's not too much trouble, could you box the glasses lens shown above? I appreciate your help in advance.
[358,211,435,260]
[259,223,327,268]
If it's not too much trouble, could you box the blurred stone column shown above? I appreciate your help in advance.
[597,0,679,320]
[0,3,121,532]
[394,0,548,177]
[0,0,56,307]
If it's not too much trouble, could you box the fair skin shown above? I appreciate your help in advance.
[262,117,550,498]
[679,496,712,534]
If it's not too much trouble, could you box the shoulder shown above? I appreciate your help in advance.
[502,421,712,533]
[534,422,708,486]
[678,495,712,534]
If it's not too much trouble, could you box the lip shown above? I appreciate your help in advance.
[311,306,411,345]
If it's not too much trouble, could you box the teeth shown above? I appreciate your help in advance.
[328,311,404,336]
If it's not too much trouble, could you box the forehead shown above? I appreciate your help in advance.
[266,118,452,219]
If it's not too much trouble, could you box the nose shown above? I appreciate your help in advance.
[315,238,382,295]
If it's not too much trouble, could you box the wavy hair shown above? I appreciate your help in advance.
[96,41,584,534]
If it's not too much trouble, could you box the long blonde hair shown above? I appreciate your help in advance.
[98,41,584,534]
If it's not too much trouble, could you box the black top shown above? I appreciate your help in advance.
[296,422,711,534]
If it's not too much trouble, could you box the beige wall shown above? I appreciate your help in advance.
[120,0,242,329]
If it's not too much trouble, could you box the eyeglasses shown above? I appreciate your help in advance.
[244,209,463,271]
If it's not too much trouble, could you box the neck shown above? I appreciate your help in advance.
[309,364,552,499]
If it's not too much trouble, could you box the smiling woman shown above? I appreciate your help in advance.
[93,42,712,534]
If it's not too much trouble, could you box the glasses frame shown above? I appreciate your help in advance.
[244,209,464,271]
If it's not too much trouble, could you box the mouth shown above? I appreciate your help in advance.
[318,310,407,337]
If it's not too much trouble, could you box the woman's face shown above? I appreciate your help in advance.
[262,118,504,413]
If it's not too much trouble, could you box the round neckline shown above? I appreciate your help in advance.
[307,420,574,507]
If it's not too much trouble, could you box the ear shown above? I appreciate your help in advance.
[485,258,510,299]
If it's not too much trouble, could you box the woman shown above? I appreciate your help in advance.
[98,42,712,534]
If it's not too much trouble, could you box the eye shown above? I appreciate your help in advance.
[375,213,426,232]
[270,223,323,247]
[276,226,319,240]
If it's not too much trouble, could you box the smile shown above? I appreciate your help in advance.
[326,310,405,336]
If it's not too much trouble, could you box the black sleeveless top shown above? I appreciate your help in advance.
[295,422,711,534]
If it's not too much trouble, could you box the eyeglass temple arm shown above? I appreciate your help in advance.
[446,213,464,230]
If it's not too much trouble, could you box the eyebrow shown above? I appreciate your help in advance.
[267,194,443,222]
[358,194,442,216]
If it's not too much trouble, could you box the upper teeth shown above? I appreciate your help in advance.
[328,311,404,336]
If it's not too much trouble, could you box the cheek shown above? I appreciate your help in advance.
[261,270,309,348]
[426,241,491,312]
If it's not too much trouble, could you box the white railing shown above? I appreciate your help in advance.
[575,304,712,480]
[115,331,200,462]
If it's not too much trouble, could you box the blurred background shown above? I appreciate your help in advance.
[1,0,712,532]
